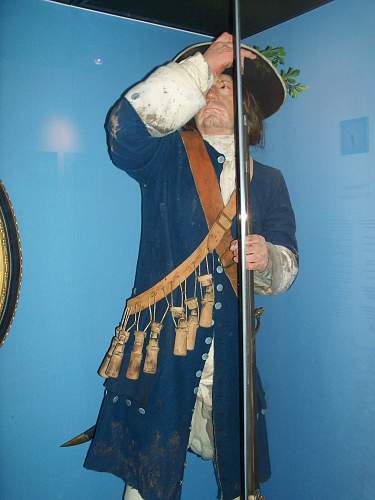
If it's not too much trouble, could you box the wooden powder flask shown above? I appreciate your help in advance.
[98,336,118,378]
[105,339,126,378]
[198,274,214,328]
[199,288,214,328]
[187,312,199,351]
[143,321,163,374]
[185,297,199,310]
[98,326,130,378]
[198,273,212,287]
[171,305,188,356]
[173,317,188,356]
[185,297,199,350]
[170,306,185,321]
[126,330,146,380]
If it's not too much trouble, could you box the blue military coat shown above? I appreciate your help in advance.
[84,98,298,500]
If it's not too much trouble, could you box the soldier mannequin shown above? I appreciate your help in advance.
[84,33,298,500]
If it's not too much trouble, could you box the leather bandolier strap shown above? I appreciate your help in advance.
[126,190,237,313]
[180,130,239,296]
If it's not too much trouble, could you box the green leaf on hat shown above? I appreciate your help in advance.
[254,45,308,98]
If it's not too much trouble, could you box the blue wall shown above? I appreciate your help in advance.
[0,0,374,499]
[248,1,375,499]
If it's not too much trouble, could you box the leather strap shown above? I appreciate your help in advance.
[126,196,237,313]
[181,130,224,227]
[180,130,239,295]
[127,233,209,313]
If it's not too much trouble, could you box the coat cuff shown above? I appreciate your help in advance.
[125,52,213,137]
[254,243,298,295]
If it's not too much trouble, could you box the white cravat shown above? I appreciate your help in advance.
[203,134,236,205]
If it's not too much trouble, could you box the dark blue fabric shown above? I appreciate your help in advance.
[84,97,297,500]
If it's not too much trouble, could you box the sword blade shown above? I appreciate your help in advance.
[60,425,96,447]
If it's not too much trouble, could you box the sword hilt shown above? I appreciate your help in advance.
[249,493,265,500]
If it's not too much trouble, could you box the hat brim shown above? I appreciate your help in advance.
[174,42,286,119]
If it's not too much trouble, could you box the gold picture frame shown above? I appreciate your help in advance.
[0,181,22,346]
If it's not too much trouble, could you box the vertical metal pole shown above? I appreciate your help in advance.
[233,0,258,498]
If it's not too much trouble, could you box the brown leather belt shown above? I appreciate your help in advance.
[126,190,236,313]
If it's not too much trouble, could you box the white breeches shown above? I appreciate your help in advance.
[123,485,144,500]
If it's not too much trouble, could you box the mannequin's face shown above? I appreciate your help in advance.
[195,74,234,136]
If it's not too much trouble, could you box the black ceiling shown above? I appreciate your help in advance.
[51,0,333,37]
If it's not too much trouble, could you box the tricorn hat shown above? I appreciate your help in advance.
[174,42,287,119]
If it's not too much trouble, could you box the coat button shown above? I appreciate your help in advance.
[195,370,202,378]
[138,407,146,415]
[205,337,212,345]
[216,283,223,292]
[112,395,119,403]
[217,155,225,164]
[125,399,132,407]
[214,302,222,310]
[193,387,199,395]
[202,353,208,360]
[216,265,223,273]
